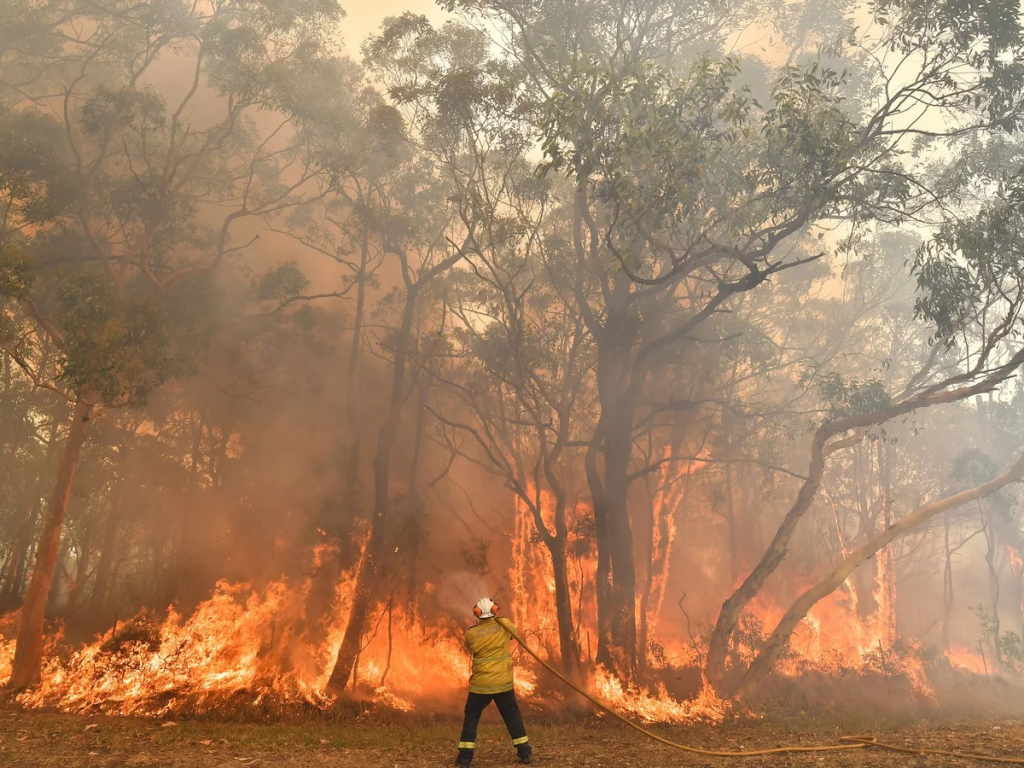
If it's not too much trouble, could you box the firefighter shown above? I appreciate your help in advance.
[455,598,532,766]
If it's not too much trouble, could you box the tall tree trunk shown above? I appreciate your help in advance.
[303,228,371,651]
[638,476,656,676]
[0,349,15,495]
[325,284,418,694]
[8,397,93,690]
[90,482,126,616]
[66,534,93,614]
[404,383,427,618]
[2,400,66,611]
[341,225,370,500]
[590,404,638,684]
[0,550,10,594]
[875,440,896,645]
[941,511,954,652]
[516,483,580,679]
[0,350,28,608]
[0,556,12,611]
[736,450,1024,698]
[0,514,30,610]
[549,543,581,678]
[46,538,69,614]
[1,532,32,610]
[982,514,1002,663]
[571,180,642,686]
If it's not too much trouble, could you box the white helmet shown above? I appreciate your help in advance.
[473,597,498,619]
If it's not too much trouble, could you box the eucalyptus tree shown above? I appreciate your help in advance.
[359,12,598,678]
[318,26,488,689]
[438,180,594,679]
[432,0,1024,687]
[719,158,1024,693]
[0,0,352,688]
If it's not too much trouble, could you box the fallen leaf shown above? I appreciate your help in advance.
[199,739,212,746]
[320,739,328,745]
[84,724,98,732]
[161,722,178,728]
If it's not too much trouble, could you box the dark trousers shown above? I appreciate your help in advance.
[457,690,529,762]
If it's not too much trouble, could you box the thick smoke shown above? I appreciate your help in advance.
[2,0,1024,721]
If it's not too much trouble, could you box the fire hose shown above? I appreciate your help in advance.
[494,617,1024,764]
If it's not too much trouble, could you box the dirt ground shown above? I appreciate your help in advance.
[1,706,1024,768]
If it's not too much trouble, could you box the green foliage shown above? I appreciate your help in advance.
[911,250,979,345]
[257,262,310,302]
[952,447,999,486]
[0,0,354,415]
[872,0,1024,133]
[203,0,345,107]
[971,604,1024,672]
[912,176,1024,345]
[0,104,76,225]
[55,272,200,406]
[80,87,167,137]
[0,245,32,299]
[815,371,892,420]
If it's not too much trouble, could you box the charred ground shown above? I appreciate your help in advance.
[3,703,1024,767]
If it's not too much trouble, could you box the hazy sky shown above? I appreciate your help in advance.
[343,0,448,54]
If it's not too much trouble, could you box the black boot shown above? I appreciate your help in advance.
[517,744,532,765]
[454,748,473,767]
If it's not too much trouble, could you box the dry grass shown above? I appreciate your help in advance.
[2,703,1024,767]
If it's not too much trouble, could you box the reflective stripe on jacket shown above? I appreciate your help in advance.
[464,617,517,694]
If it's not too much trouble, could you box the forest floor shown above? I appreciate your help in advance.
[1,705,1024,767]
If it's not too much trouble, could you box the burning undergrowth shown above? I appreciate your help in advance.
[1,572,1018,724]
[0,574,719,722]
[1,579,469,718]
[1,494,1018,724]
[0,611,16,684]
[0,502,1015,724]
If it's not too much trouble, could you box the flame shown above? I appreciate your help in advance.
[593,669,728,724]
[8,577,471,716]
[0,464,983,719]
[0,488,731,721]
[0,611,16,683]
[948,645,988,675]
[509,484,727,721]
[0,565,725,723]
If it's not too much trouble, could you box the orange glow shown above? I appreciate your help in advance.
[593,668,728,723]
[11,577,471,715]
[947,646,988,675]
[0,474,984,719]
[0,611,16,684]
[509,483,727,722]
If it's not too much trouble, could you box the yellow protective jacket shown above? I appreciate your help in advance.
[464,617,517,694]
